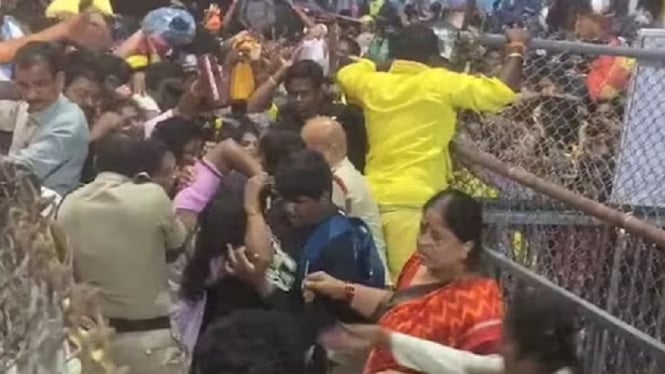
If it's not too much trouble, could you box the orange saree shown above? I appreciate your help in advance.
[364,254,504,373]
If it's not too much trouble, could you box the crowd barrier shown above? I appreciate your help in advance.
[484,247,665,373]
[454,32,665,373]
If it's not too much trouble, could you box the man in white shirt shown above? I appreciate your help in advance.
[301,116,389,282]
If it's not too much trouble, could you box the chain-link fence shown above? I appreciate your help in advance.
[481,196,665,336]
[449,32,665,370]
[484,246,665,373]
[455,31,665,210]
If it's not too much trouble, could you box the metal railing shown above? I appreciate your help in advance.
[451,31,665,371]
[484,247,665,373]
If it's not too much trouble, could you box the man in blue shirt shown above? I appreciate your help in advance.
[224,150,371,372]
[4,41,89,195]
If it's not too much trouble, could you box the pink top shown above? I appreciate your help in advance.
[174,159,224,213]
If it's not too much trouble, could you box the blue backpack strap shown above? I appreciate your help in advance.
[347,217,386,288]
[300,214,351,277]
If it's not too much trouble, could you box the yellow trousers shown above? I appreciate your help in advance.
[380,207,422,280]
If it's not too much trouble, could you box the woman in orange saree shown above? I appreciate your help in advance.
[304,189,504,373]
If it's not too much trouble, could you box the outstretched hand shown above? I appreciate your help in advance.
[319,324,391,353]
[278,44,303,70]
[303,271,346,300]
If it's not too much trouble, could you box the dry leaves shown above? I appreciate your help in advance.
[0,163,125,373]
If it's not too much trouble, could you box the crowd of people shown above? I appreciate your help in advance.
[0,1,595,373]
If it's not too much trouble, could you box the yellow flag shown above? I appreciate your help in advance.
[230,62,256,101]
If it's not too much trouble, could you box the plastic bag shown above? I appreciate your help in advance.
[586,38,636,101]
[142,7,196,47]
[587,54,636,101]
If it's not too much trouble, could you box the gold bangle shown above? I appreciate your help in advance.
[507,52,524,59]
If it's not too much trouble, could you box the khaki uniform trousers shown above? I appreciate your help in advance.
[111,328,187,374]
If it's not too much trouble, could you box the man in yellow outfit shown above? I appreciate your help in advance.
[337,24,527,277]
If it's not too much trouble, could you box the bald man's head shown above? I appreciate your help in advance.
[301,116,347,166]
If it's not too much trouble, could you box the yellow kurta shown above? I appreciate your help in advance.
[337,59,516,275]
[337,58,516,208]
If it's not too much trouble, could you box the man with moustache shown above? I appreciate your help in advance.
[3,41,89,195]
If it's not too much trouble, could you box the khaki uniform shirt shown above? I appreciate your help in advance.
[57,172,187,319]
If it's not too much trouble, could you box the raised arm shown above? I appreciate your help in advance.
[174,140,262,233]
[246,46,297,113]
[205,138,263,176]
[0,17,75,63]
[243,173,275,272]
[444,28,527,113]
[175,58,231,120]
[222,0,241,31]
[290,3,317,30]
[496,27,528,92]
